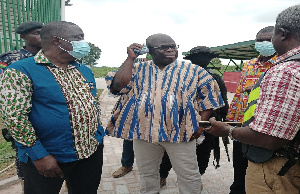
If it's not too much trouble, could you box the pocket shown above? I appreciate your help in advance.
[246,161,274,193]
[242,143,274,163]
[289,161,300,190]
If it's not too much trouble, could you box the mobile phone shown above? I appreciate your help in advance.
[199,121,242,127]
[134,43,149,55]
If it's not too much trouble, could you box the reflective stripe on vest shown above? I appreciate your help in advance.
[242,75,264,127]
[242,52,300,127]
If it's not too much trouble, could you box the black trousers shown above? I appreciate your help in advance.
[21,144,103,194]
[159,151,173,178]
[229,141,247,194]
[160,132,216,178]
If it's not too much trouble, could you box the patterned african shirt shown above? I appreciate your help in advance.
[106,60,224,143]
[0,50,104,163]
[0,48,33,74]
[249,47,300,142]
[226,55,277,122]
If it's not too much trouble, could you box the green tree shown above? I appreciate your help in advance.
[79,42,101,67]
[210,58,222,66]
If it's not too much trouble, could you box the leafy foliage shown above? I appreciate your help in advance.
[207,58,242,76]
[78,42,101,67]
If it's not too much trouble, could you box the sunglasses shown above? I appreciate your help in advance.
[148,45,179,51]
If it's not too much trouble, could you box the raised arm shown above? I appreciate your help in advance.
[110,43,142,93]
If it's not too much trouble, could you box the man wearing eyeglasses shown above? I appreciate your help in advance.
[108,33,224,193]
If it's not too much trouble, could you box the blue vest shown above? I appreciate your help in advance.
[8,57,104,163]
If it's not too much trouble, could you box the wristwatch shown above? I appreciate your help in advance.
[228,126,237,140]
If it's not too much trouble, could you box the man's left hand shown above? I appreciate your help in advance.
[205,117,231,137]
[190,127,204,141]
[33,155,64,178]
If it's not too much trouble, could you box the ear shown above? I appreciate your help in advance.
[20,34,25,40]
[148,49,155,56]
[279,27,289,41]
[51,36,60,45]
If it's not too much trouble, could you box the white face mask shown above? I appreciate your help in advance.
[255,41,276,57]
[57,37,90,59]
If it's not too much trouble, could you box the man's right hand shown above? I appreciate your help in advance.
[33,155,64,178]
[111,43,143,93]
[127,43,143,60]
[241,85,254,93]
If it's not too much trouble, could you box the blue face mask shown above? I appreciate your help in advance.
[58,37,90,59]
[255,41,276,57]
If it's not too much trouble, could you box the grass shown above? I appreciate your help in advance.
[97,89,103,97]
[0,122,15,171]
[91,66,119,78]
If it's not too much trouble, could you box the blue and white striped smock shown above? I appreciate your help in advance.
[106,60,224,143]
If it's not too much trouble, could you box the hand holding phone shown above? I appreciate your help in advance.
[134,43,149,55]
[199,121,242,127]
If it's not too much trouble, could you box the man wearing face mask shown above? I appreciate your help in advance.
[226,26,277,194]
[0,21,104,194]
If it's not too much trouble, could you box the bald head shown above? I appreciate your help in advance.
[146,33,175,48]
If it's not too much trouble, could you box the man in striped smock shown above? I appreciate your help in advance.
[107,33,224,193]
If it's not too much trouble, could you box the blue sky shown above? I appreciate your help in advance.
[65,0,299,67]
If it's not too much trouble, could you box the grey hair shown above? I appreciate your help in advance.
[275,4,300,39]
[40,21,77,47]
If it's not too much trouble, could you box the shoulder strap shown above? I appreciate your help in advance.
[275,53,300,176]
[242,52,300,168]
[277,131,300,176]
[281,52,300,62]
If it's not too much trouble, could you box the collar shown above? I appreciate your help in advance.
[276,46,300,64]
[152,60,176,72]
[34,50,81,68]
[250,55,277,66]
[257,54,277,62]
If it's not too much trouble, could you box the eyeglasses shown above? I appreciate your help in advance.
[148,45,179,51]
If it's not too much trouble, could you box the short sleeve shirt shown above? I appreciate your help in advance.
[249,47,300,141]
